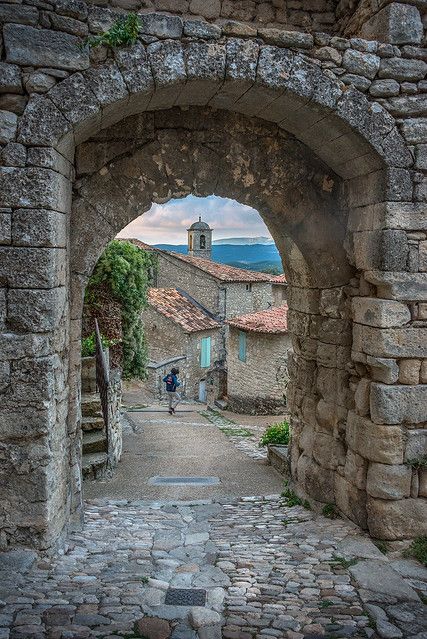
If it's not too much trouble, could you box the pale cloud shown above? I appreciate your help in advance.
[116,195,272,245]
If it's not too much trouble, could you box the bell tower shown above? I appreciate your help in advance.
[187,216,213,260]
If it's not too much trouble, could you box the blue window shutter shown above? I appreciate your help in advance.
[239,331,247,362]
[201,336,211,368]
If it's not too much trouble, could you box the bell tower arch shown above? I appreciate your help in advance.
[188,217,213,260]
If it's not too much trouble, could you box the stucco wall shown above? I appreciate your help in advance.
[227,327,292,414]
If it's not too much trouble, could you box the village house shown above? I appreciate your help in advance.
[144,288,222,402]
[226,305,291,415]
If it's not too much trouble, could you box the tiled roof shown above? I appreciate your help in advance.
[147,288,221,333]
[122,238,284,283]
[270,273,287,284]
[165,251,276,283]
[227,304,288,334]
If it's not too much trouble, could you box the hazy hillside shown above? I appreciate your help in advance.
[212,236,274,245]
[154,243,283,273]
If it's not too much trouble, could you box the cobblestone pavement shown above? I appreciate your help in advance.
[1,496,426,639]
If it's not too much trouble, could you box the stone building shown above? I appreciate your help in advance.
[227,305,291,415]
[144,288,221,401]
[188,216,212,259]
[128,238,287,322]
[1,0,427,548]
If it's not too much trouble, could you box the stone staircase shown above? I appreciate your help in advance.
[81,392,109,480]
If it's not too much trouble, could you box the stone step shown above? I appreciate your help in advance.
[82,430,107,455]
[82,415,104,432]
[81,393,102,418]
[82,452,109,480]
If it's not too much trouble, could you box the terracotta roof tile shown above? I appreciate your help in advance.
[147,288,221,333]
[270,273,287,283]
[123,238,285,283]
[165,251,276,283]
[227,305,288,334]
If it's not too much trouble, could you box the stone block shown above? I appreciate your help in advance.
[421,360,427,384]
[379,58,427,82]
[17,94,71,147]
[353,229,408,271]
[3,24,89,71]
[1,142,26,168]
[342,49,380,80]
[178,41,226,105]
[114,43,155,111]
[0,247,66,289]
[347,411,404,464]
[344,449,367,490]
[183,20,221,39]
[49,73,101,129]
[0,4,38,25]
[7,287,66,332]
[0,63,22,94]
[0,110,17,143]
[11,209,67,248]
[361,3,423,45]
[405,429,427,462]
[147,40,186,108]
[369,79,400,97]
[367,498,427,540]
[366,462,412,500]
[313,432,346,470]
[189,0,221,19]
[83,61,128,109]
[139,13,183,39]
[367,355,399,384]
[354,378,370,416]
[0,167,71,213]
[399,359,421,385]
[27,147,73,180]
[370,383,427,425]
[352,298,410,329]
[334,475,367,529]
[0,212,11,245]
[419,470,427,498]
[353,325,427,359]
[400,118,427,145]
[365,271,427,301]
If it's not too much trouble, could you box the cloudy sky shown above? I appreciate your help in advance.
[116,195,272,245]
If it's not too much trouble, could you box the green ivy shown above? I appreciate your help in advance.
[81,333,119,358]
[85,240,156,379]
[84,13,141,50]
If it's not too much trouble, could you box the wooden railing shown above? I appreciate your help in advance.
[94,318,110,452]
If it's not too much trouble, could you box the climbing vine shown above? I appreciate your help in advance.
[84,13,141,49]
[85,240,157,379]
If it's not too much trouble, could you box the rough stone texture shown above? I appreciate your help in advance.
[366,463,412,500]
[3,24,89,71]
[0,4,426,550]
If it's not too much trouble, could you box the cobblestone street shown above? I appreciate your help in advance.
[1,405,426,639]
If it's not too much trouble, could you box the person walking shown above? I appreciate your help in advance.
[163,367,181,415]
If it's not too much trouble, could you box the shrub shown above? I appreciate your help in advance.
[84,13,141,49]
[322,503,340,520]
[85,240,156,379]
[404,536,427,566]
[81,333,119,358]
[259,420,290,447]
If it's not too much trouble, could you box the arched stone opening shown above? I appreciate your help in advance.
[1,37,423,553]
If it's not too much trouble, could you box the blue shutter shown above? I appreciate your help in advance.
[239,331,247,362]
[200,336,211,368]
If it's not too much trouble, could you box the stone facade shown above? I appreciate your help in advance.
[0,1,426,549]
[143,299,221,400]
[227,319,292,415]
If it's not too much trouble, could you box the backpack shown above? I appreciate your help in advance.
[165,374,176,392]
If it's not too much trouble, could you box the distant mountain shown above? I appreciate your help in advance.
[213,236,274,245]
[153,243,283,273]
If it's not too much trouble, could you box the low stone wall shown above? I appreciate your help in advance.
[267,445,290,477]
[107,369,122,468]
[228,394,288,416]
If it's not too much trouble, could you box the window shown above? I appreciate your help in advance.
[200,336,211,368]
[200,234,206,249]
[189,235,193,250]
[246,283,252,292]
[238,331,247,362]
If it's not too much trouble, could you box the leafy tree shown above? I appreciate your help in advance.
[85,240,156,379]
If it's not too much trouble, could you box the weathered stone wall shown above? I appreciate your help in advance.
[154,253,221,317]
[146,355,186,400]
[143,304,221,399]
[227,326,292,414]
[224,282,274,319]
[0,0,426,549]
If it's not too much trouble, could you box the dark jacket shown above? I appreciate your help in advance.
[163,373,180,392]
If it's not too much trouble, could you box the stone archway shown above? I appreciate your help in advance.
[0,25,425,552]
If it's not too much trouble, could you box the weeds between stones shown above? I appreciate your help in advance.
[330,554,358,569]
[322,503,340,519]
[403,536,427,566]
